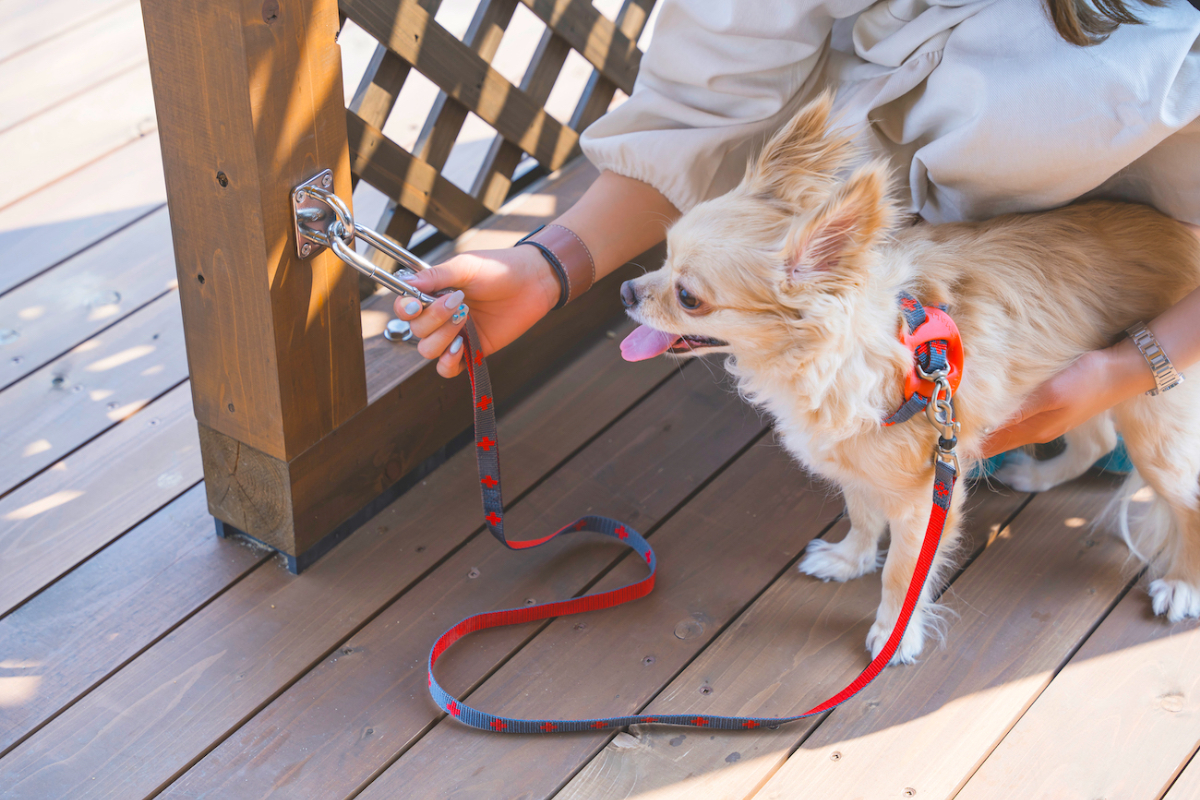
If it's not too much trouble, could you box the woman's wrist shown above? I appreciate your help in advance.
[1099,336,1158,405]
[516,241,564,318]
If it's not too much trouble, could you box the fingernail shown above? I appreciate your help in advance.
[449,336,463,355]
[450,304,468,324]
[404,300,420,315]
[443,290,465,310]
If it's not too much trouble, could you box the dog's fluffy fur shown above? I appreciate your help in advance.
[621,92,1200,662]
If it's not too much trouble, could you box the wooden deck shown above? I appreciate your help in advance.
[3,2,1200,798]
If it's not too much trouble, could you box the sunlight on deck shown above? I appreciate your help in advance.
[4,489,83,521]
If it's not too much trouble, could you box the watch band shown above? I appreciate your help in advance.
[516,224,596,309]
[1127,321,1185,396]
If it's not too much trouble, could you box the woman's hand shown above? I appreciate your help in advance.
[980,341,1155,457]
[393,245,561,378]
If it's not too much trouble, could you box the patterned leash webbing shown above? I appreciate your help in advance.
[427,319,957,733]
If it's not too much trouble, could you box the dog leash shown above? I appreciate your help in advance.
[426,295,963,733]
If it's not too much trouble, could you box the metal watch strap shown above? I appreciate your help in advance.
[516,224,596,309]
[1127,321,1185,396]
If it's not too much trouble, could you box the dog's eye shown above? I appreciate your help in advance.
[677,287,701,310]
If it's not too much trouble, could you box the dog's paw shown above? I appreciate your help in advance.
[866,614,925,665]
[1149,579,1200,622]
[798,537,882,583]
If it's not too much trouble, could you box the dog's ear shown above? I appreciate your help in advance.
[786,162,894,286]
[745,90,855,204]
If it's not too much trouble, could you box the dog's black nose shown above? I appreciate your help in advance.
[620,280,638,309]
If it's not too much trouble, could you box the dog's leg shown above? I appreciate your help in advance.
[798,485,886,582]
[866,484,965,664]
[993,413,1118,492]
[1112,386,1200,622]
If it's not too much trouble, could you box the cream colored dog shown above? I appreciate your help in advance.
[619,93,1200,663]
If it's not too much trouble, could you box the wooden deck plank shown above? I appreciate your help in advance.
[0,291,186,497]
[0,134,164,297]
[0,332,677,799]
[357,442,841,800]
[0,62,156,210]
[0,206,174,391]
[0,483,265,757]
[0,383,199,618]
[957,576,1200,799]
[160,365,762,800]
[0,3,146,133]
[1163,749,1200,798]
[750,474,1133,800]
[0,0,130,62]
[557,483,1027,800]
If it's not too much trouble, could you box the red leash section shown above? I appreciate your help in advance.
[427,314,959,733]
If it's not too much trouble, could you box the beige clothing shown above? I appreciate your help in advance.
[579,0,1200,224]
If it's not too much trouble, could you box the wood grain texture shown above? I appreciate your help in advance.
[558,483,1027,800]
[0,63,156,210]
[347,109,489,237]
[568,0,655,134]
[0,200,175,393]
[0,133,165,297]
[359,442,839,800]
[142,0,365,460]
[0,2,146,133]
[472,28,572,211]
[0,383,200,618]
[163,363,761,799]
[0,483,265,757]
[0,313,676,799]
[519,0,640,95]
[341,0,579,170]
[755,474,1134,800]
[0,290,187,496]
[958,565,1200,799]
[370,0,518,251]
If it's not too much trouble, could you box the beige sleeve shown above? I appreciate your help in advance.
[580,0,875,213]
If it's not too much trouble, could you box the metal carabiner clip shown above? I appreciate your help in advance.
[291,170,455,312]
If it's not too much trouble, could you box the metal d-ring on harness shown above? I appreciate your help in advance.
[289,172,963,734]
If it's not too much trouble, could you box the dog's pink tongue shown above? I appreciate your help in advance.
[620,325,679,362]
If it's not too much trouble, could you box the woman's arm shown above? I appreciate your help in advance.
[981,237,1200,457]
[394,171,679,378]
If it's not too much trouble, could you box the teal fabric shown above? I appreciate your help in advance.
[976,436,1132,480]
[1094,436,1133,474]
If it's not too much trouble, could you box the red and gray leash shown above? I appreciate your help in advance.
[426,318,959,733]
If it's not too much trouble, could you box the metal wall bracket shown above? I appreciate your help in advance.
[292,169,335,259]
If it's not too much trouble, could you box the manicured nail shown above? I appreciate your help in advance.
[443,290,465,310]
[449,336,463,355]
[404,299,420,315]
[450,304,469,325]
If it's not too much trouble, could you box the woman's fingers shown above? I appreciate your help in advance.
[415,290,468,360]
[393,294,424,321]
[408,290,464,339]
[437,335,466,378]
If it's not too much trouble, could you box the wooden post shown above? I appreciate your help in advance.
[142,0,367,561]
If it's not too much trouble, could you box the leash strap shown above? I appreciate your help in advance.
[426,319,957,733]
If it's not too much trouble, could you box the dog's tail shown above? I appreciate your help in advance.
[1103,468,1174,574]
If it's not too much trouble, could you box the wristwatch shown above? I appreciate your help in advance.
[1126,321,1185,396]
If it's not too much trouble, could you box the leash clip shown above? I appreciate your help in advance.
[918,365,960,476]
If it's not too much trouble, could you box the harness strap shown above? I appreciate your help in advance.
[426,319,957,733]
[883,292,956,426]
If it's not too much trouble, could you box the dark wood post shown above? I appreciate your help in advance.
[142,0,367,563]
